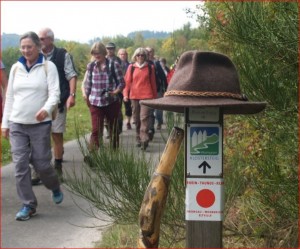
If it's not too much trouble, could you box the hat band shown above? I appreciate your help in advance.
[164,90,247,101]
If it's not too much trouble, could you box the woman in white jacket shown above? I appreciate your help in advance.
[1,31,63,221]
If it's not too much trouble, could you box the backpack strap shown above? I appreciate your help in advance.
[107,58,120,87]
[148,63,152,80]
[130,63,135,79]
[88,59,119,87]
[88,61,96,84]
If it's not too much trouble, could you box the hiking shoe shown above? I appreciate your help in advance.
[141,141,148,151]
[126,123,132,130]
[15,205,36,221]
[148,130,154,141]
[31,170,41,186]
[156,124,162,130]
[52,189,64,204]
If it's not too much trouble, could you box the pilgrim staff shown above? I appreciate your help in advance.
[138,127,184,248]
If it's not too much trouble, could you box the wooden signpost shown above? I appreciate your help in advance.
[140,50,266,248]
[185,107,224,248]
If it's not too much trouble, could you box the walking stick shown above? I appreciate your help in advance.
[138,127,184,248]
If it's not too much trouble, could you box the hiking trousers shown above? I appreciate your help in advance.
[131,99,152,143]
[9,122,60,209]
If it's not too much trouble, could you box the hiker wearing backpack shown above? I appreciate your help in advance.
[84,42,125,150]
[145,47,167,138]
[0,60,8,123]
[123,48,157,151]
[29,28,78,185]
[105,42,123,136]
[117,48,132,130]
[1,31,63,221]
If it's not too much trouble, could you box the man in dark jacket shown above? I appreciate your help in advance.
[31,27,77,184]
[145,47,167,140]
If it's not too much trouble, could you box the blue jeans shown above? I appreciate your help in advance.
[154,91,164,126]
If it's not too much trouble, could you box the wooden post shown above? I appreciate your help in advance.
[185,107,224,248]
[186,221,222,247]
[138,127,184,248]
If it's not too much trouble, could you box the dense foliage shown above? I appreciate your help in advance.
[2,2,298,247]
[199,1,298,247]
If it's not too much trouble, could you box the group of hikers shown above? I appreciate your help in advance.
[0,27,265,227]
[0,28,177,221]
[83,44,177,151]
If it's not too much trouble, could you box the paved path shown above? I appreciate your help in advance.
[1,125,168,248]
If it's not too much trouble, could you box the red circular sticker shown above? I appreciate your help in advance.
[196,189,215,208]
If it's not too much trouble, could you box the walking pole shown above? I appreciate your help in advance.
[138,127,184,248]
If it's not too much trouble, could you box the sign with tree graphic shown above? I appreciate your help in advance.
[187,124,222,176]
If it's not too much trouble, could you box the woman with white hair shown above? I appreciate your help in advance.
[123,47,157,150]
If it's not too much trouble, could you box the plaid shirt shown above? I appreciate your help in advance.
[85,59,125,107]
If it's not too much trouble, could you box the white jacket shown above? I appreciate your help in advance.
[2,57,60,128]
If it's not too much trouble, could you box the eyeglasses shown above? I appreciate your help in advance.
[20,45,35,52]
[136,54,145,57]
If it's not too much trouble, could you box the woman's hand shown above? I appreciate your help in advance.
[35,109,49,122]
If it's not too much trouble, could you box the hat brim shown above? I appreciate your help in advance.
[141,96,267,115]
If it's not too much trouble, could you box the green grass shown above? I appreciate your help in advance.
[64,87,91,141]
[97,224,140,248]
[1,138,11,165]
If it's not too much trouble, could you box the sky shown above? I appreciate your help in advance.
[1,1,200,43]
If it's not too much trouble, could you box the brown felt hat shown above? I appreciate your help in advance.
[141,51,267,114]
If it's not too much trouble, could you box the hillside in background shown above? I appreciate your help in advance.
[127,30,170,39]
[1,30,171,50]
[1,33,20,50]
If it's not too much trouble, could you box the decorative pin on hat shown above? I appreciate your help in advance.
[141,51,266,114]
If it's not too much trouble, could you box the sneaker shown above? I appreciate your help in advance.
[52,189,64,204]
[31,170,41,186]
[126,123,132,130]
[156,124,162,130]
[15,205,36,221]
[141,141,149,151]
[148,130,154,141]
